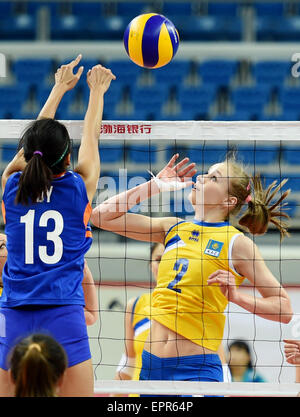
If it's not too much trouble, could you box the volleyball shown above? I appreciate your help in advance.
[123,13,180,69]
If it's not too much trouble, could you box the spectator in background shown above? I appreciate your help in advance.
[227,340,266,382]
[8,333,67,397]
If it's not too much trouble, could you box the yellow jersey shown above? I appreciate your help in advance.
[129,292,151,397]
[147,219,245,352]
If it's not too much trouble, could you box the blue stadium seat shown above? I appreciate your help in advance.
[231,86,272,117]
[0,14,36,40]
[162,2,194,16]
[99,145,124,164]
[236,145,279,165]
[278,87,300,113]
[261,173,299,192]
[166,145,189,162]
[254,2,285,16]
[2,143,18,162]
[72,2,103,16]
[151,61,191,87]
[116,2,148,17]
[88,15,127,40]
[256,16,300,42]
[207,2,239,16]
[51,14,90,40]
[258,112,300,121]
[176,15,242,41]
[186,145,228,165]
[0,85,30,117]
[282,146,300,164]
[127,145,157,164]
[13,59,53,86]
[177,85,218,116]
[252,61,291,90]
[198,60,239,87]
[213,111,257,121]
[106,60,142,86]
[131,85,170,112]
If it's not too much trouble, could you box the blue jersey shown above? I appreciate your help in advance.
[1,170,92,307]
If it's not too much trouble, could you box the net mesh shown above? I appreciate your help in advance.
[1,119,300,396]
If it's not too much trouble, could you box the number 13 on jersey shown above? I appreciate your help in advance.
[20,209,64,264]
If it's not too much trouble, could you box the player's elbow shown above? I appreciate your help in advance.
[280,299,293,324]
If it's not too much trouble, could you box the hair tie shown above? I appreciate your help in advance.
[33,151,43,157]
[28,343,42,353]
[245,194,252,204]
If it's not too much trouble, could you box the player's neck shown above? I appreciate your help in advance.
[194,207,226,224]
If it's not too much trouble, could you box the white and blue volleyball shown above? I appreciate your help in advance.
[124,13,180,69]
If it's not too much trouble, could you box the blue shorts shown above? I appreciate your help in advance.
[139,351,223,397]
[0,305,91,371]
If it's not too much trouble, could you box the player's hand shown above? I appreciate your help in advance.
[153,154,197,191]
[54,54,84,92]
[283,340,300,365]
[207,270,239,303]
[87,64,116,93]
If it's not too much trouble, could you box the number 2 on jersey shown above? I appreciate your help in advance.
[20,209,64,264]
[167,258,189,293]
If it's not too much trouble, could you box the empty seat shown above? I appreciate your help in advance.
[278,87,300,112]
[116,2,148,16]
[151,61,191,87]
[2,143,18,162]
[131,85,170,112]
[207,2,239,16]
[177,85,218,116]
[106,60,142,86]
[88,15,127,40]
[236,145,279,165]
[256,16,300,42]
[72,2,103,16]
[231,86,271,116]
[99,144,124,163]
[254,2,285,16]
[177,15,242,41]
[162,2,194,16]
[252,61,290,90]
[198,60,239,87]
[0,14,36,40]
[127,145,157,164]
[186,145,228,165]
[282,145,300,164]
[13,58,53,86]
[51,14,90,40]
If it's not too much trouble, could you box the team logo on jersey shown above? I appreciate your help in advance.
[204,239,224,257]
[189,230,200,242]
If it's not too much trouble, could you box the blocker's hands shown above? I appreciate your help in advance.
[150,154,197,192]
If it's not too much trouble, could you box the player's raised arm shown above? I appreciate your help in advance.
[90,154,196,243]
[38,54,84,120]
[75,65,116,203]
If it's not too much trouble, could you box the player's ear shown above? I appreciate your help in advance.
[224,196,237,209]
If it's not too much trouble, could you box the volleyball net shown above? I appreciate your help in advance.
[1,119,300,397]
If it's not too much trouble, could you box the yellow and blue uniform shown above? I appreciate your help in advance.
[0,170,93,370]
[140,219,245,388]
[129,292,151,397]
[131,292,152,382]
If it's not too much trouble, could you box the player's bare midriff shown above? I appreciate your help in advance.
[143,319,216,357]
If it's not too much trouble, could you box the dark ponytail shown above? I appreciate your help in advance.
[9,333,67,397]
[15,118,71,205]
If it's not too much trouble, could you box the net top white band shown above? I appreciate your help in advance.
[94,380,300,397]
[0,120,300,142]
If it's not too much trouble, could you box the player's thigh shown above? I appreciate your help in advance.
[0,369,13,397]
[59,358,94,397]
